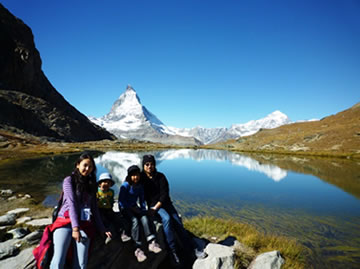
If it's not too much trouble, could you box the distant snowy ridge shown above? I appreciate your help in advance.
[163,110,291,144]
[89,85,292,145]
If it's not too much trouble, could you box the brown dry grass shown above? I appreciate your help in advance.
[207,103,360,159]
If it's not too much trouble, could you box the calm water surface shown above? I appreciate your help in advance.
[1,149,359,268]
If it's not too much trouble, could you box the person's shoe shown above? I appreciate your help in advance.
[120,231,131,242]
[105,236,112,245]
[134,248,147,262]
[148,240,162,253]
[194,248,208,259]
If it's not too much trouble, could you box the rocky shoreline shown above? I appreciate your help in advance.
[0,189,286,269]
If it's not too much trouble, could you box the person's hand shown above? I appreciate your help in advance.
[105,231,112,238]
[72,228,81,242]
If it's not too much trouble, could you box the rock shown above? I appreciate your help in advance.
[248,250,285,269]
[25,218,52,227]
[0,247,35,269]
[219,236,255,259]
[0,189,13,196]
[0,239,21,260]
[0,214,16,226]
[7,227,30,239]
[23,230,42,245]
[16,216,32,225]
[193,243,235,269]
[87,221,168,269]
[7,208,30,216]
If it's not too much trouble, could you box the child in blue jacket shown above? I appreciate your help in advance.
[118,165,162,262]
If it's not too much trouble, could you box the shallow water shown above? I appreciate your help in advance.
[1,149,359,268]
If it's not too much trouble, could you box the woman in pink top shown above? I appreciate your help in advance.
[50,153,111,269]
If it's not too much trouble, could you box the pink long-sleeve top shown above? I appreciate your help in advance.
[57,176,105,232]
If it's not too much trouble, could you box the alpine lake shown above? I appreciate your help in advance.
[0,149,359,268]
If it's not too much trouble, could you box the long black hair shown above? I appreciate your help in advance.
[71,153,97,196]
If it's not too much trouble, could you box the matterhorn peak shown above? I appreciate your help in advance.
[116,85,142,109]
[125,84,135,92]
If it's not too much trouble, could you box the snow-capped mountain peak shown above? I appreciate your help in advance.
[89,85,293,145]
[89,85,201,145]
[106,85,143,121]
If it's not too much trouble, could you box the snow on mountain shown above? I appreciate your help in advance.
[91,85,166,132]
[89,85,292,145]
[89,85,201,146]
[165,110,291,144]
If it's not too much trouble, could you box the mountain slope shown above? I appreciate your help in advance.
[89,85,202,146]
[0,4,114,142]
[211,103,360,157]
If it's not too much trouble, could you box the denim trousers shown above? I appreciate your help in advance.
[157,204,193,251]
[50,225,90,269]
[123,209,155,247]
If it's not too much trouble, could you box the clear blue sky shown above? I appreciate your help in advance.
[2,0,360,128]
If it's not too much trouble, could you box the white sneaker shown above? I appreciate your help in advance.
[135,248,147,262]
[121,231,131,242]
[148,240,162,253]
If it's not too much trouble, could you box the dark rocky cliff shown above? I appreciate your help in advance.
[0,4,115,142]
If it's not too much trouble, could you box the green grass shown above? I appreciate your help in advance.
[184,216,307,269]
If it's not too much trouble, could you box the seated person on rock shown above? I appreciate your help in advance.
[118,165,162,263]
[96,172,131,243]
[140,154,207,266]
[50,153,111,269]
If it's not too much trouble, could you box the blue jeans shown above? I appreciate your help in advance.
[123,208,155,247]
[50,225,90,269]
[157,204,193,251]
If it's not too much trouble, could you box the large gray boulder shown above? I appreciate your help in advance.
[248,250,284,269]
[193,243,235,269]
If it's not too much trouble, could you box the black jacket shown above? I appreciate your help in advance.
[141,171,172,208]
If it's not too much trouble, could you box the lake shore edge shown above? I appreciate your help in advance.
[1,135,359,164]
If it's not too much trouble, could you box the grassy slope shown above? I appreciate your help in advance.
[207,102,360,159]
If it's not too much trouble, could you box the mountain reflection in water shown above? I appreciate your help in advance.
[95,149,287,184]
